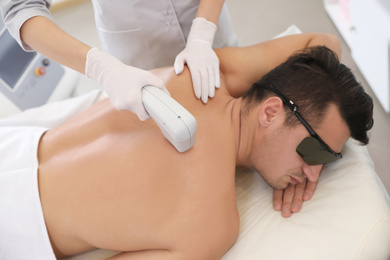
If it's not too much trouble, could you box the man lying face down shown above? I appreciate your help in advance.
[3,33,373,259]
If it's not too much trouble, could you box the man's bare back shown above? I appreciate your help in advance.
[38,67,240,258]
[36,33,342,259]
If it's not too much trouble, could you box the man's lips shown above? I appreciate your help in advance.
[290,176,303,185]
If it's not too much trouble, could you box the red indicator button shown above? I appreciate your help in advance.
[35,67,46,76]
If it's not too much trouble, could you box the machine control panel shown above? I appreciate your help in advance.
[0,18,71,115]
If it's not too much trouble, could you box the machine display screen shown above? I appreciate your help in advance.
[0,29,36,89]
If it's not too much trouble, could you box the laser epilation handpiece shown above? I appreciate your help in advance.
[141,86,197,152]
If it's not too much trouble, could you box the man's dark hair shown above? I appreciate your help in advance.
[242,46,374,145]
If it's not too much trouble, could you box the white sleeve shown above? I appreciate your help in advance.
[0,0,52,51]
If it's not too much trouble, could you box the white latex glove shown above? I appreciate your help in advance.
[85,48,169,121]
[174,17,219,103]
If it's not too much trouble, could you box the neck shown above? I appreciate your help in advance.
[230,98,255,167]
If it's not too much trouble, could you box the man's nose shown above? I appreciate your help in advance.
[302,164,323,182]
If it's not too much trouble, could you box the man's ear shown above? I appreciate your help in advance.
[258,97,284,128]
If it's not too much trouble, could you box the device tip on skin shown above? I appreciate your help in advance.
[142,85,197,152]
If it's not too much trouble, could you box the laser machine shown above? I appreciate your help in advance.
[0,18,79,117]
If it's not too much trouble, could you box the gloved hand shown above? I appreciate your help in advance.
[174,17,219,103]
[85,48,169,121]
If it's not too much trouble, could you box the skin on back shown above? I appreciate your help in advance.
[37,67,240,258]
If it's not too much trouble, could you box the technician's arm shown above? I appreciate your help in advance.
[20,16,89,73]
[196,0,225,25]
[174,0,225,103]
[20,16,169,121]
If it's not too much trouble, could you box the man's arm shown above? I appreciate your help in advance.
[215,33,340,218]
[107,250,177,260]
[215,33,341,97]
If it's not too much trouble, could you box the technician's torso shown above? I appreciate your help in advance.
[38,67,239,257]
[91,0,238,69]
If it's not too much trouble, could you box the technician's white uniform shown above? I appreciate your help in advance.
[0,0,238,70]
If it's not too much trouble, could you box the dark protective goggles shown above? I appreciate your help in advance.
[264,85,342,165]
